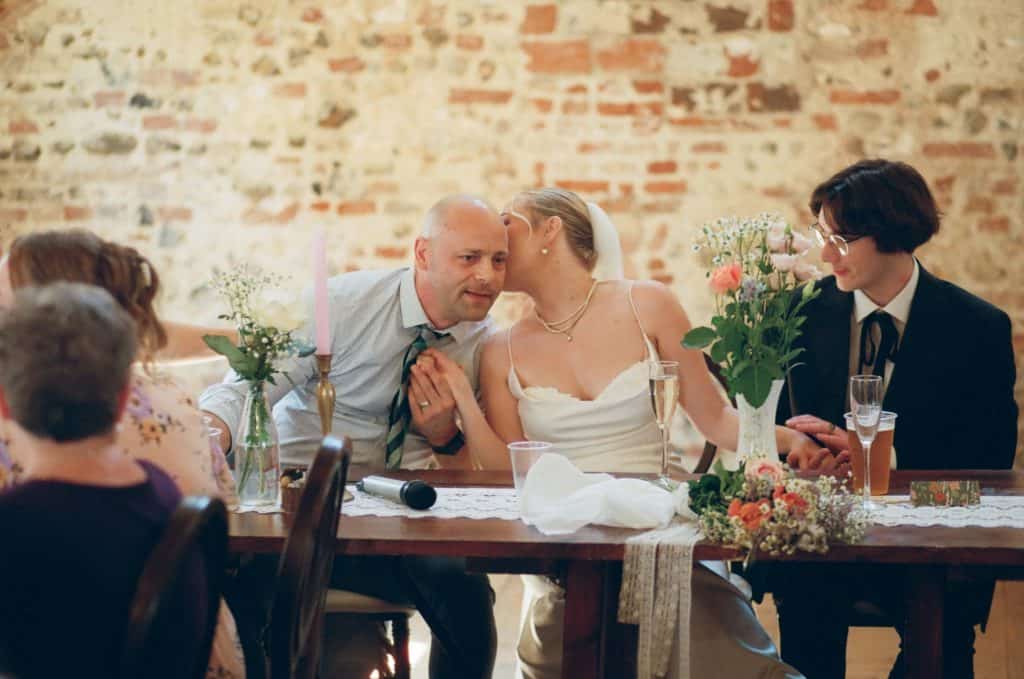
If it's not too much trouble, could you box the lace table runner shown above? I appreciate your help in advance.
[871,495,1024,528]
[235,485,522,519]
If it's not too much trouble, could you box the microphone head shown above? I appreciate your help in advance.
[401,480,437,510]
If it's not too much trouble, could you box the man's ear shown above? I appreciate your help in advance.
[0,387,10,421]
[413,236,431,272]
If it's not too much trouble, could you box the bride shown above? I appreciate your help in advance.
[414,188,809,678]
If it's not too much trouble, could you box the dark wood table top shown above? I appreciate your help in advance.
[229,468,1024,567]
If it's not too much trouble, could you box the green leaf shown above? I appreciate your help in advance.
[682,326,716,349]
[202,334,259,379]
[709,339,728,364]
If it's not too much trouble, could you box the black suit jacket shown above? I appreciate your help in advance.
[778,265,1018,470]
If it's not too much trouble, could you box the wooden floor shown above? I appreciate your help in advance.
[408,576,1024,679]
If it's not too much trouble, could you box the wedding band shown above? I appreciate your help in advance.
[418,401,430,409]
[829,422,836,433]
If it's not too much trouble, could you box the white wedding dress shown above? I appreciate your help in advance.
[510,284,802,679]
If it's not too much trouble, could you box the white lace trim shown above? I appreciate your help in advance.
[871,495,1024,528]
[235,485,522,518]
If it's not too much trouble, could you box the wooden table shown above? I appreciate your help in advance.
[229,468,1024,679]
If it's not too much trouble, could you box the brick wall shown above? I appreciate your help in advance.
[1,0,1022,457]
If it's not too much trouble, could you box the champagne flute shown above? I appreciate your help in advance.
[850,374,883,510]
[649,360,680,490]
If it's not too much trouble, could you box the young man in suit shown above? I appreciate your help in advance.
[774,159,1018,678]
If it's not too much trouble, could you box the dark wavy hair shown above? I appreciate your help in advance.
[809,159,940,253]
[7,230,166,364]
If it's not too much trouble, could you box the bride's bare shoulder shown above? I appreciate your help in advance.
[480,328,513,370]
[626,279,691,325]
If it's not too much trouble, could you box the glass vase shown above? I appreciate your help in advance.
[236,380,280,507]
[735,379,785,463]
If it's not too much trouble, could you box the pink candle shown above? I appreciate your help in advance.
[312,230,330,355]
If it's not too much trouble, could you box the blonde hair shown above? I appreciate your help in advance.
[517,188,596,271]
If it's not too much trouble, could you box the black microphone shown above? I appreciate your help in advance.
[356,475,437,510]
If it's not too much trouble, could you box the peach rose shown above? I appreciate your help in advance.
[737,499,772,531]
[727,498,743,518]
[709,263,743,294]
[745,458,785,484]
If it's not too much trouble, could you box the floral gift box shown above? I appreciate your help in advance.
[910,480,981,507]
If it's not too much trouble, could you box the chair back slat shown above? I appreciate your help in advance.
[270,436,352,679]
[120,495,228,679]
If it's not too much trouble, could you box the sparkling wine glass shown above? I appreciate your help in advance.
[850,374,883,510]
[649,360,680,490]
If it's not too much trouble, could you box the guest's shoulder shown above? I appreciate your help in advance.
[922,268,1010,328]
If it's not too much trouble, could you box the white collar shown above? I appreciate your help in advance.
[398,267,471,343]
[853,258,919,325]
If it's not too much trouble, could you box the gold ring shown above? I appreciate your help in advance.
[418,401,430,409]
[829,422,836,433]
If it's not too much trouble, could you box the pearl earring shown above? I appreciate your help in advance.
[541,247,549,255]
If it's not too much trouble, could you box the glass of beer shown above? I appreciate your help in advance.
[844,411,897,498]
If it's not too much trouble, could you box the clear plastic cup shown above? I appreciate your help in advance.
[508,441,553,492]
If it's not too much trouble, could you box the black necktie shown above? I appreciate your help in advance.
[384,326,449,469]
[858,310,898,378]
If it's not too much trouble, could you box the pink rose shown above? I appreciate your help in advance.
[790,232,815,254]
[745,458,785,484]
[709,263,743,294]
[770,254,797,273]
[794,261,823,282]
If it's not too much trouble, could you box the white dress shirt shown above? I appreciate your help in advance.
[846,259,919,468]
[200,267,496,469]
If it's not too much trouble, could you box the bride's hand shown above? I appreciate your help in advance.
[417,349,475,407]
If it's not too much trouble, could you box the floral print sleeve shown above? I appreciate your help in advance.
[123,371,239,508]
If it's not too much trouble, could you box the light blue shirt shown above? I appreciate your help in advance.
[199,267,496,468]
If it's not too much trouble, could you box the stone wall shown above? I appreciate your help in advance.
[1,0,1022,456]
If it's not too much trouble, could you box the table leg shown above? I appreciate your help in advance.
[562,561,636,679]
[904,566,946,679]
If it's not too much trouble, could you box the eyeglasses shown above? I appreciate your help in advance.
[808,222,867,256]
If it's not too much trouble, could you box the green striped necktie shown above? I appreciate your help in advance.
[384,325,449,470]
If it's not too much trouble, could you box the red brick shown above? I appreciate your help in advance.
[813,113,838,130]
[727,52,759,77]
[93,90,126,107]
[555,180,610,193]
[367,181,399,195]
[993,179,1017,195]
[858,0,887,8]
[669,116,726,129]
[633,79,664,94]
[566,84,588,94]
[376,245,408,259]
[184,118,217,134]
[647,161,677,174]
[907,0,938,16]
[965,195,995,214]
[934,175,955,193]
[143,115,177,130]
[747,83,801,112]
[761,185,789,198]
[456,34,484,50]
[273,82,307,98]
[562,100,589,115]
[520,5,557,34]
[578,142,609,153]
[337,201,376,216]
[0,208,28,222]
[521,40,591,74]
[276,202,300,224]
[596,39,665,72]
[9,120,38,135]
[772,117,793,128]
[978,216,1009,233]
[172,70,198,87]
[829,89,900,105]
[597,102,662,116]
[925,69,941,82]
[651,273,674,285]
[63,206,92,220]
[381,34,413,50]
[328,57,365,73]
[449,89,514,104]
[648,257,666,270]
[856,38,889,58]
[644,181,688,194]
[158,206,192,221]
[534,162,545,185]
[922,142,996,159]
[768,0,795,31]
[254,33,275,47]
[692,142,726,153]
[530,98,553,113]
[310,201,331,212]
[301,7,324,22]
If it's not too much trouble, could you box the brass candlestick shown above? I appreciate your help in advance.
[315,354,335,436]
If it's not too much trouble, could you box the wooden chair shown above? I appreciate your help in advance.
[323,590,414,679]
[120,495,228,679]
[269,436,351,679]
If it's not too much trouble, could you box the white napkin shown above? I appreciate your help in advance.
[520,453,691,535]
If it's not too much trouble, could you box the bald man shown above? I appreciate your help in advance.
[201,195,508,678]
